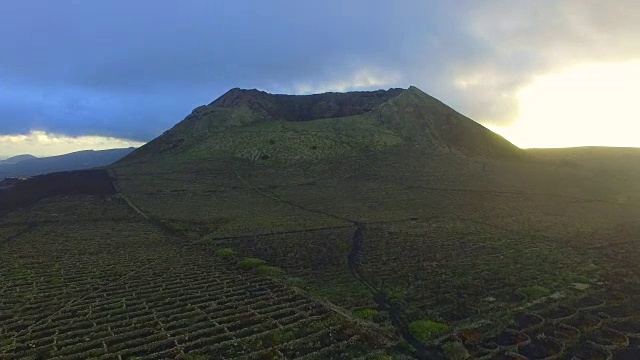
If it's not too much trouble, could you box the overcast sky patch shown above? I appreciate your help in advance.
[1,1,640,154]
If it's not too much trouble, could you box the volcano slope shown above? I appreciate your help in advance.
[110,87,640,359]
[3,87,640,359]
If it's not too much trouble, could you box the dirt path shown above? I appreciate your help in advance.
[233,169,447,359]
[107,168,408,354]
[107,169,149,220]
[347,222,447,360]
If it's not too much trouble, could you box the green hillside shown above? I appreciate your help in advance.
[119,86,521,165]
[4,86,640,359]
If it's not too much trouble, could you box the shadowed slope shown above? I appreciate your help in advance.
[375,86,521,157]
[210,87,405,121]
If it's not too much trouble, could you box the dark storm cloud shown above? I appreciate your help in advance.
[1,0,640,142]
[2,0,481,141]
[2,0,453,89]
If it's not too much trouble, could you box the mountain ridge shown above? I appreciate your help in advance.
[0,154,37,165]
[0,148,136,179]
[208,87,405,122]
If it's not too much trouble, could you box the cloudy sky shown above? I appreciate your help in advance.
[1,1,640,158]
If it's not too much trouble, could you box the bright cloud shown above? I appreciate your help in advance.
[448,0,640,127]
[0,130,145,158]
[488,60,640,148]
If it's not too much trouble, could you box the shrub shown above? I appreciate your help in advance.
[215,248,236,257]
[308,283,370,301]
[519,285,551,299]
[166,221,190,234]
[371,355,394,360]
[238,257,267,269]
[382,287,406,300]
[107,267,127,277]
[354,308,380,321]
[286,277,306,288]
[197,234,215,245]
[256,265,284,277]
[442,341,470,360]
[184,353,208,360]
[409,320,450,342]
[10,266,30,277]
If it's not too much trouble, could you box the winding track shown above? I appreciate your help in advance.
[231,169,447,359]
[347,222,447,360]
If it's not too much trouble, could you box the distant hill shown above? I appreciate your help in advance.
[527,146,640,179]
[0,148,136,179]
[0,154,37,165]
[528,146,640,164]
[118,86,521,165]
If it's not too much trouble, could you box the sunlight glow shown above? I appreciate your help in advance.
[0,131,146,158]
[488,61,640,148]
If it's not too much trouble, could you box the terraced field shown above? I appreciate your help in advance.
[0,196,392,359]
[211,227,376,311]
[5,146,640,359]
[207,214,640,359]
[358,221,640,359]
[110,152,640,359]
